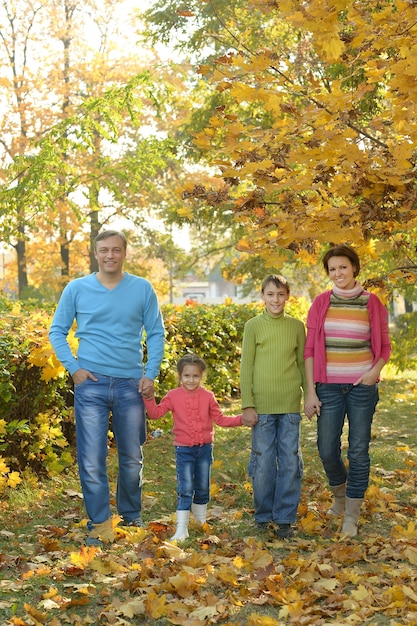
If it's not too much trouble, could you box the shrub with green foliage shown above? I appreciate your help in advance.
[0,295,310,480]
[0,296,73,487]
[158,297,310,400]
[389,311,417,373]
[157,302,260,399]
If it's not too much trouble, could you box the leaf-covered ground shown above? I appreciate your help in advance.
[1,376,417,625]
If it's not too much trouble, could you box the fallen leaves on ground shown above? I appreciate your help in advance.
[1,474,417,626]
[2,384,417,626]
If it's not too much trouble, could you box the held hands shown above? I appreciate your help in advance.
[304,391,322,421]
[241,407,258,427]
[139,377,155,400]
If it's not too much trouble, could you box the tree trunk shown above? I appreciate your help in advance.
[15,236,28,299]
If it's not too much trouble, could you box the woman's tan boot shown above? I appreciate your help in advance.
[341,497,363,537]
[328,483,346,516]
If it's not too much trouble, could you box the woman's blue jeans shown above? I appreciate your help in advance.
[249,413,303,525]
[175,443,213,510]
[74,374,146,525]
[316,383,379,499]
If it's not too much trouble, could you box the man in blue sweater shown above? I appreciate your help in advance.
[49,230,165,545]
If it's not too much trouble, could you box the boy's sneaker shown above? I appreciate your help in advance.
[275,524,294,538]
[256,521,271,530]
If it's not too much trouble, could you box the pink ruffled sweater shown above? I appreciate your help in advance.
[143,386,242,446]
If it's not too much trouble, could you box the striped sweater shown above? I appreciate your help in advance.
[324,292,373,383]
[240,310,306,413]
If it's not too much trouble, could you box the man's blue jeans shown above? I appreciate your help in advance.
[175,444,213,510]
[74,374,146,525]
[316,383,379,499]
[248,413,303,525]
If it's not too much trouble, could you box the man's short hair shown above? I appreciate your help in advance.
[94,230,127,250]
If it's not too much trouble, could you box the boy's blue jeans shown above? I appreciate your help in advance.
[175,443,213,510]
[249,413,303,525]
[74,374,146,525]
[316,383,379,499]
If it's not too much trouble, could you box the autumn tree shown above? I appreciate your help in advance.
[143,0,417,297]
[138,1,264,292]
[0,0,184,298]
[0,0,55,296]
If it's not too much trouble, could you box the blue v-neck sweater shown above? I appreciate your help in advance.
[49,272,165,379]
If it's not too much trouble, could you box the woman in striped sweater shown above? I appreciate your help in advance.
[304,244,391,537]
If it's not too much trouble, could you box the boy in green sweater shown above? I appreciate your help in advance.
[240,274,306,538]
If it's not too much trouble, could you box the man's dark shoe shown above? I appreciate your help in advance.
[86,535,103,547]
[124,517,145,528]
[86,521,104,546]
[276,524,294,538]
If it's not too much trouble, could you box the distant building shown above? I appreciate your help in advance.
[172,267,255,304]
[391,293,417,317]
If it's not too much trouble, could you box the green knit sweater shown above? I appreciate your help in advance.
[240,310,306,413]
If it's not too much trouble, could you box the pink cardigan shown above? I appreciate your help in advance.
[304,290,391,383]
[143,386,242,446]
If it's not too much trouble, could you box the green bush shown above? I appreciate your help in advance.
[0,295,73,480]
[0,295,310,476]
[158,302,260,399]
[157,297,310,400]
[389,311,417,372]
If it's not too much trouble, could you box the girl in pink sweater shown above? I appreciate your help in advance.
[143,354,256,541]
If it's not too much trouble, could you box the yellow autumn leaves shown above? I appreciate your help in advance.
[0,454,21,489]
[180,0,417,266]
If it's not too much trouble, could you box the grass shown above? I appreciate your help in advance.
[1,374,417,625]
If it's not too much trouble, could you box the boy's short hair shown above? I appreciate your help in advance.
[322,244,360,277]
[261,274,290,294]
[177,354,207,375]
